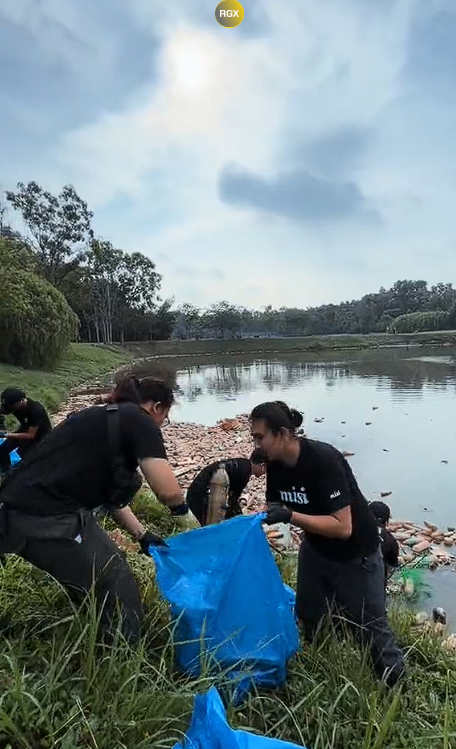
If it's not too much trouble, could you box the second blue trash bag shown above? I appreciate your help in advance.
[172,686,306,749]
[150,514,299,700]
[0,439,20,467]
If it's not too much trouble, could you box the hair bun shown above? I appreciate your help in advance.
[290,409,303,428]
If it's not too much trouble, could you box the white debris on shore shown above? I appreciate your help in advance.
[53,391,456,562]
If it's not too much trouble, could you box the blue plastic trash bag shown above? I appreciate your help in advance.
[173,686,306,749]
[151,514,299,702]
[283,584,296,614]
[0,439,20,467]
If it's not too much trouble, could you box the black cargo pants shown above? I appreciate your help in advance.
[296,540,405,686]
[0,507,143,643]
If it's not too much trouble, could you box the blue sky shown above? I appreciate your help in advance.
[1,0,456,309]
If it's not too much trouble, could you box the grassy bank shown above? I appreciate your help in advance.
[124,330,456,360]
[0,493,454,748]
[0,343,133,413]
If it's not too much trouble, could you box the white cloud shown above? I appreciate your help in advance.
[3,0,456,309]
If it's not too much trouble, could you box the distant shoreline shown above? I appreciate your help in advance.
[123,330,456,360]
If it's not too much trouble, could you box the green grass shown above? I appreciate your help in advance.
[0,343,133,413]
[1,491,455,748]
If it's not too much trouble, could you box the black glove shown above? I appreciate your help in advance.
[264,504,293,526]
[139,530,168,555]
[169,502,189,516]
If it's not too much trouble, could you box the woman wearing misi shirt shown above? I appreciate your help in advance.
[250,400,404,688]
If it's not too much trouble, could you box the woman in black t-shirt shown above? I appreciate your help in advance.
[250,400,404,688]
[0,374,199,644]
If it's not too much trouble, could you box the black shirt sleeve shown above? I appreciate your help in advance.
[23,401,52,438]
[120,405,167,462]
[313,448,354,513]
[187,463,216,498]
[381,528,399,568]
[224,458,252,500]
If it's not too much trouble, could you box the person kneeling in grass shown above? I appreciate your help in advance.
[250,400,405,688]
[0,388,52,474]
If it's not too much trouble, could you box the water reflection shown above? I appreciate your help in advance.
[137,345,456,615]
[164,347,456,404]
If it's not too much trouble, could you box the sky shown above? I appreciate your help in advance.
[1,0,456,310]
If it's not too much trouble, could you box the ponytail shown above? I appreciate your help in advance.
[250,400,303,435]
[107,374,142,405]
[107,373,175,409]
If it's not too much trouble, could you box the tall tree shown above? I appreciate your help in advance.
[6,181,94,286]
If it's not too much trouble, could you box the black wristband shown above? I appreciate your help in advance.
[170,503,190,516]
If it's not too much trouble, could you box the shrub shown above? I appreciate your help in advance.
[390,310,448,333]
[0,265,78,369]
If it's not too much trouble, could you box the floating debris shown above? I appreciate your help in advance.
[382,448,390,452]
[380,491,392,498]
[365,422,372,426]
[388,519,456,571]
[314,417,324,423]
[342,451,355,457]
[372,406,379,410]
[441,460,449,464]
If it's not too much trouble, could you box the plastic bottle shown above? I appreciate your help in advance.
[207,464,230,525]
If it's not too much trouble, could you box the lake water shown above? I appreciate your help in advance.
[138,345,456,620]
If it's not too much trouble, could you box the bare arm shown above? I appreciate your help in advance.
[138,457,186,509]
[111,459,186,540]
[5,426,38,441]
[291,505,352,540]
[111,506,146,541]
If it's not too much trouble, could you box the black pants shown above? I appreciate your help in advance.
[0,438,32,473]
[296,540,405,686]
[0,509,143,643]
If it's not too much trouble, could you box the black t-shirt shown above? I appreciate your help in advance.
[16,399,52,443]
[0,403,166,515]
[186,457,252,524]
[266,438,379,561]
[379,527,399,569]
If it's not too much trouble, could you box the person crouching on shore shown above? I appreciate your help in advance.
[0,374,199,644]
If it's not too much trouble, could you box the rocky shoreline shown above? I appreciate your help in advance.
[54,388,456,564]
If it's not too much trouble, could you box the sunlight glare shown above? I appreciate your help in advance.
[167,34,215,96]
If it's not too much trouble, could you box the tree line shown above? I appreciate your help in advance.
[0,181,177,367]
[173,282,456,340]
[1,179,455,369]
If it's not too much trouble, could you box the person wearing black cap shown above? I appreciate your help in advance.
[186,448,267,526]
[0,374,198,643]
[0,388,52,473]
